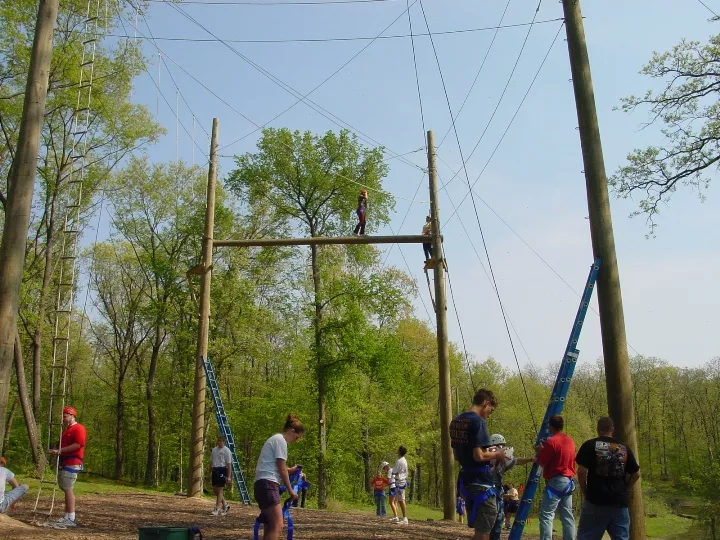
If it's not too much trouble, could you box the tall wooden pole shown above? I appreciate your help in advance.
[427,130,455,520]
[187,118,219,498]
[0,0,60,443]
[562,1,645,537]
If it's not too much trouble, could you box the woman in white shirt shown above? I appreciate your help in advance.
[254,414,305,540]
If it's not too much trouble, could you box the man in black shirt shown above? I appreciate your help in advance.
[575,416,640,540]
[450,388,507,540]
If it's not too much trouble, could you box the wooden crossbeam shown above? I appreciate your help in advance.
[213,235,429,247]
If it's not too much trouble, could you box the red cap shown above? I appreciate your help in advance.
[63,406,77,417]
[0,457,7,466]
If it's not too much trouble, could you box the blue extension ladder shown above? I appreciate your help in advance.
[508,257,601,540]
[202,356,252,504]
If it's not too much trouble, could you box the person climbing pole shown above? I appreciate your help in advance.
[353,189,368,235]
[422,215,433,261]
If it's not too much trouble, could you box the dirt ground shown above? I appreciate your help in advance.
[6,491,534,539]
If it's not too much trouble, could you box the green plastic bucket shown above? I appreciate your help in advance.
[138,527,200,540]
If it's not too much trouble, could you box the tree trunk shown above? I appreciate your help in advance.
[32,193,56,418]
[144,325,161,486]
[0,0,60,446]
[115,370,125,478]
[362,420,371,494]
[1,397,17,455]
[310,242,328,508]
[13,333,46,473]
[415,462,422,502]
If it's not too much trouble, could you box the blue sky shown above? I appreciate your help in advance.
[115,0,719,370]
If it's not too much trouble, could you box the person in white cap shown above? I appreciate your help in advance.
[48,405,86,529]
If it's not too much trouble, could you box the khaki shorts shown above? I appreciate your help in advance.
[464,484,497,534]
[58,468,79,490]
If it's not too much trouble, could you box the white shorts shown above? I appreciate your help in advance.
[395,483,407,501]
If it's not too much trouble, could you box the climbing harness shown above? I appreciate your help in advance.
[457,465,496,527]
[253,467,310,540]
[544,478,576,500]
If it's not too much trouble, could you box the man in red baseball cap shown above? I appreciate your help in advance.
[48,405,86,529]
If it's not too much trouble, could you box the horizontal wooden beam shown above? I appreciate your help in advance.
[213,235,429,247]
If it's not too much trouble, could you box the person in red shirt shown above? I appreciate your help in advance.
[370,462,390,516]
[48,406,86,529]
[535,415,576,540]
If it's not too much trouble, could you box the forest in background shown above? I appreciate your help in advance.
[1,0,719,536]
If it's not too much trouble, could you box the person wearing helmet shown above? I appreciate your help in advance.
[487,433,535,539]
[47,406,86,529]
[353,189,368,235]
[370,462,390,516]
[0,457,29,514]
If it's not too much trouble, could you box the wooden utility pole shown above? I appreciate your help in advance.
[562,1,645,537]
[0,0,60,443]
[427,130,455,520]
[187,118,219,498]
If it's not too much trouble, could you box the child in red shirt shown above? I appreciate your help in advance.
[370,462,390,517]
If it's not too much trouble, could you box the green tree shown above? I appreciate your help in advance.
[226,128,394,507]
[611,33,720,232]
[0,0,160,457]
[109,158,206,485]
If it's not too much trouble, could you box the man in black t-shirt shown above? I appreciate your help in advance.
[575,416,641,540]
[450,388,506,540]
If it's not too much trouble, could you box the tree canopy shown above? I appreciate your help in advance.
[611,33,720,232]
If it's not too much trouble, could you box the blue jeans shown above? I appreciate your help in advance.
[374,491,386,516]
[539,476,575,540]
[577,501,630,540]
[490,496,504,540]
[0,484,27,513]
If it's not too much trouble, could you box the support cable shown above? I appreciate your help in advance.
[159,0,425,171]
[419,0,538,431]
[697,0,718,17]
[434,0,548,192]
[437,0,513,150]
[441,21,564,222]
[104,17,564,44]
[136,7,211,139]
[121,9,429,204]
[399,0,476,391]
[115,10,211,162]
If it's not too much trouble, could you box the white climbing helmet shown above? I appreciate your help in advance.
[490,433,506,446]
